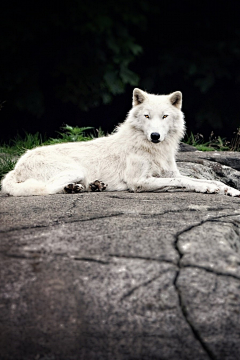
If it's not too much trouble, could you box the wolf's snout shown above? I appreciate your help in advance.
[151,132,160,143]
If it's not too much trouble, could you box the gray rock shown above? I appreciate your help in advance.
[1,151,240,360]
[177,151,240,189]
[179,142,197,152]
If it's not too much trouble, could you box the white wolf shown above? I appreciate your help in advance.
[1,88,240,197]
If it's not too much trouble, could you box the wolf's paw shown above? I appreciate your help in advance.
[212,181,240,197]
[89,180,108,192]
[224,187,240,197]
[206,184,221,194]
[64,183,85,194]
[193,183,220,194]
[194,182,240,197]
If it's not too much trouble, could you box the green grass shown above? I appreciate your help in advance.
[0,155,17,181]
[184,132,231,151]
[8,132,46,154]
[46,125,94,144]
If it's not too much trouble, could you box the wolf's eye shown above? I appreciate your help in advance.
[162,115,168,119]
[144,114,149,118]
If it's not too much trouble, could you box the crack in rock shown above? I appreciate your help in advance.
[72,256,109,264]
[0,223,52,234]
[2,205,237,235]
[182,264,240,281]
[170,212,240,360]
[60,212,125,223]
[173,270,216,360]
[108,254,176,264]
[105,194,137,200]
[0,252,41,260]
[120,273,164,302]
[0,212,125,234]
[0,250,110,264]
[176,212,240,249]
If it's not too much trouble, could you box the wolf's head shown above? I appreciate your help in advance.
[127,88,185,144]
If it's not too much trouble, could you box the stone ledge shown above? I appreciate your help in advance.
[1,151,240,360]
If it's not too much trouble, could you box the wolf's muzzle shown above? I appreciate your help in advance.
[151,132,160,143]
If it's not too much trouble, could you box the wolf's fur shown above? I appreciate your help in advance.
[2,88,240,197]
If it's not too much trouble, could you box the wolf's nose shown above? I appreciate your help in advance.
[151,132,160,142]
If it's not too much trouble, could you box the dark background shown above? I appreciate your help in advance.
[1,0,240,142]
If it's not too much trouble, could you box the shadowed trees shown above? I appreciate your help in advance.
[1,0,240,140]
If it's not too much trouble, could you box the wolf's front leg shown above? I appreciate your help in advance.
[125,155,240,196]
[128,177,202,193]
[131,176,240,197]
[177,175,240,197]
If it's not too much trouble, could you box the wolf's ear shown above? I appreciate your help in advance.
[133,88,147,106]
[169,91,182,109]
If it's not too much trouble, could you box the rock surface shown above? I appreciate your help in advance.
[1,150,240,360]
[177,150,240,189]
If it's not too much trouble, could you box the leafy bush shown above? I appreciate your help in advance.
[184,132,230,151]
[46,125,94,144]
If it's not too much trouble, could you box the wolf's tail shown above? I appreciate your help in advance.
[1,170,48,196]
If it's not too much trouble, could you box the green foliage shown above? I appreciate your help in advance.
[89,127,105,139]
[194,145,216,152]
[47,125,94,143]
[184,132,230,151]
[0,155,17,181]
[2,1,240,139]
[0,132,46,182]
[230,128,240,151]
[0,0,144,114]
[9,132,45,155]
[2,1,240,137]
[208,135,230,151]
